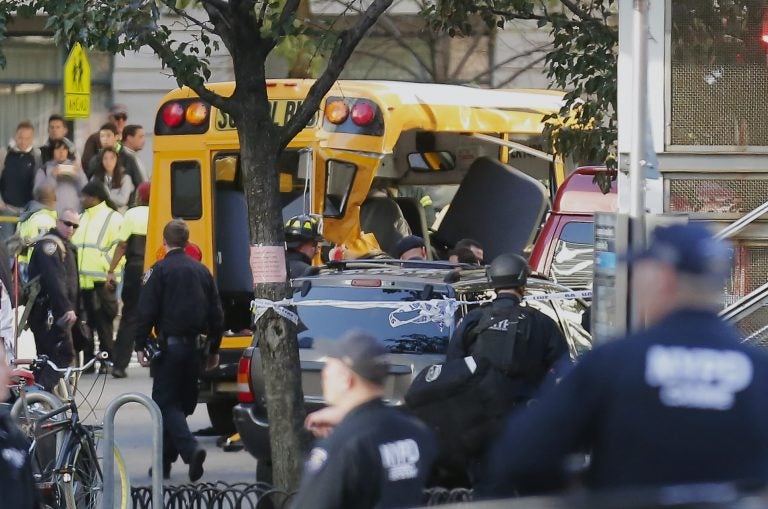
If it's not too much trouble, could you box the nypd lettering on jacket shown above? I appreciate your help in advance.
[645,345,753,410]
[379,439,420,481]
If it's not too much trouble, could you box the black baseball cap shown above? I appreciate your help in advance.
[392,235,425,259]
[321,330,389,385]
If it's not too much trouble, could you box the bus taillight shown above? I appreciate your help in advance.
[351,102,375,126]
[162,102,185,127]
[186,101,209,125]
[325,100,349,124]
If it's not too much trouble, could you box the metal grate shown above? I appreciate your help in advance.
[667,177,768,214]
[670,63,768,147]
[727,244,768,306]
[733,305,768,348]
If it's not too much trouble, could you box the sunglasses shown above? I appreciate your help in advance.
[60,220,79,229]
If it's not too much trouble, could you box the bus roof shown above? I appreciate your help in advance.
[317,81,567,153]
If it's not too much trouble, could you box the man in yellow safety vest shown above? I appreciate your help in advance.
[72,182,123,373]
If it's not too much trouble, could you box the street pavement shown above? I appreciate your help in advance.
[16,334,258,487]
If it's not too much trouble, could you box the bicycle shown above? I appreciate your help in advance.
[10,353,129,509]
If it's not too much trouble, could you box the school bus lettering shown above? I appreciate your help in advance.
[215,100,318,131]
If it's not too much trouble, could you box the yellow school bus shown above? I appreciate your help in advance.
[149,80,319,430]
[310,81,569,261]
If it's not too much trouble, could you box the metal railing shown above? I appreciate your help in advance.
[103,392,164,509]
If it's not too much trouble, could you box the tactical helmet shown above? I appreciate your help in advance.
[487,253,530,289]
[285,214,323,247]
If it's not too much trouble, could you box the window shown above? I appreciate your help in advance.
[324,160,356,218]
[171,161,202,219]
[294,286,451,354]
[551,222,594,289]
[669,1,768,148]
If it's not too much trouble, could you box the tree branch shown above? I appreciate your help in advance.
[159,0,216,32]
[494,54,547,88]
[278,0,393,148]
[353,50,422,80]
[201,0,230,11]
[374,16,433,77]
[450,33,482,79]
[201,0,235,54]
[143,36,230,112]
[277,0,302,27]
[470,43,550,82]
[559,0,594,20]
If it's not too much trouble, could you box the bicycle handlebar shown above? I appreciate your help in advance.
[13,351,109,373]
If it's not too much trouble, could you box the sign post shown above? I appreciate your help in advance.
[63,43,91,119]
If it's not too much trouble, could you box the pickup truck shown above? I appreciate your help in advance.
[529,166,617,288]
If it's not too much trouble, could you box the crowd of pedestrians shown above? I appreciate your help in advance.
[0,108,149,381]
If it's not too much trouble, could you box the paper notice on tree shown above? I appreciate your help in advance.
[250,245,287,284]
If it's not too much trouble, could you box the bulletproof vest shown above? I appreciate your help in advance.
[468,303,528,376]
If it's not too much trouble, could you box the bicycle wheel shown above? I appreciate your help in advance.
[61,438,130,509]
[10,390,63,479]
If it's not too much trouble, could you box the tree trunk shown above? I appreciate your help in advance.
[236,76,307,491]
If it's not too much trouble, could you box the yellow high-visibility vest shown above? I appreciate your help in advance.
[72,201,124,289]
[17,208,57,264]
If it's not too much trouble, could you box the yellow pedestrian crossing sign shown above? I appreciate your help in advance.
[64,43,91,119]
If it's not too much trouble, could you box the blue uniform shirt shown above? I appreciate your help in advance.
[481,309,768,495]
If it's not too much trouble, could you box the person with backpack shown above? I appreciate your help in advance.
[406,253,569,486]
[26,209,80,391]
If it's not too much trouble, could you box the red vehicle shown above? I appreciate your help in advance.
[529,166,617,288]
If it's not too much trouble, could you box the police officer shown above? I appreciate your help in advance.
[284,214,322,278]
[292,331,437,509]
[26,209,80,392]
[134,219,224,482]
[442,253,569,478]
[481,224,768,496]
[0,342,40,508]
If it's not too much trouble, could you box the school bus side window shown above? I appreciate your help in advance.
[324,160,356,218]
[171,161,203,219]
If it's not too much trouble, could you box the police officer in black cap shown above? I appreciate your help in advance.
[443,253,569,475]
[481,223,768,496]
[134,219,224,482]
[26,208,81,391]
[292,330,437,509]
[284,214,323,278]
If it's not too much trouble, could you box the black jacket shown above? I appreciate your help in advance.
[0,405,40,508]
[28,229,79,319]
[134,248,224,353]
[482,309,768,496]
[292,399,437,509]
[286,250,312,279]
[1,148,39,208]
